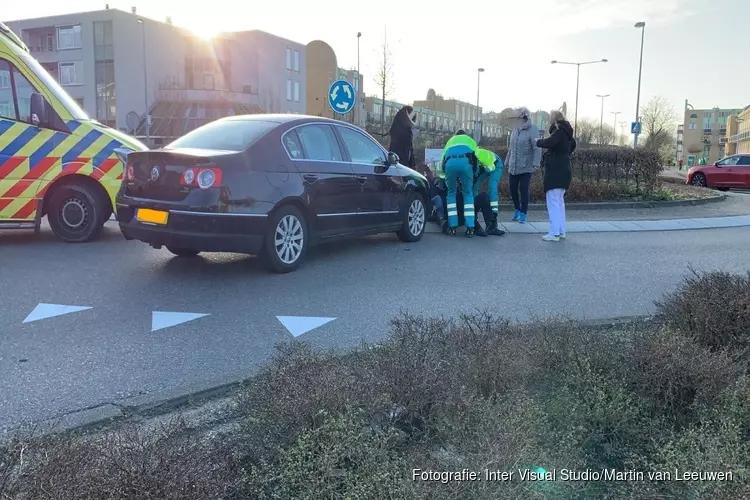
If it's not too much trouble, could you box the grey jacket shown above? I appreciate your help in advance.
[505,120,542,175]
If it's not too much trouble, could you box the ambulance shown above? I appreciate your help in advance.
[0,22,146,242]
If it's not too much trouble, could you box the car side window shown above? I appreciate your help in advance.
[337,126,386,164]
[296,124,343,161]
[738,156,750,166]
[283,130,304,159]
[12,67,35,123]
[719,156,740,166]
[0,60,17,120]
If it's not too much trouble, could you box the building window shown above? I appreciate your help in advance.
[286,79,292,101]
[45,33,54,52]
[293,50,300,72]
[59,61,83,86]
[57,25,82,50]
[286,48,292,70]
[93,21,115,127]
[688,123,697,130]
[75,97,84,108]
[374,103,381,115]
[293,81,300,102]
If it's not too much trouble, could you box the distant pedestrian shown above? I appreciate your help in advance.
[388,106,418,169]
[505,107,541,224]
[537,109,576,242]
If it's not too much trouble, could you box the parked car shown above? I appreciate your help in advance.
[687,154,750,191]
[116,115,430,273]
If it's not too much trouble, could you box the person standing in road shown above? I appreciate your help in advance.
[388,105,418,169]
[505,107,541,224]
[536,110,576,242]
[440,130,478,237]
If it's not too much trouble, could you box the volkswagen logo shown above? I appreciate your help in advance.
[150,166,160,181]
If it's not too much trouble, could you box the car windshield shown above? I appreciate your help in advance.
[165,119,277,151]
[20,52,89,121]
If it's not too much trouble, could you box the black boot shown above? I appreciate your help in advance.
[447,226,456,236]
[474,224,487,237]
[487,215,506,236]
[465,227,474,238]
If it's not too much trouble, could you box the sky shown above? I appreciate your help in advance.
[5,0,749,125]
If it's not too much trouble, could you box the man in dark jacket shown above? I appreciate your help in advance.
[536,110,576,242]
[388,106,417,169]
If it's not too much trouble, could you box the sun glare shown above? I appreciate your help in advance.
[192,25,220,40]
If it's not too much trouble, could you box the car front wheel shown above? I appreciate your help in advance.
[691,173,707,187]
[397,193,426,243]
[262,205,308,273]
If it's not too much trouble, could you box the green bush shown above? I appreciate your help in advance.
[655,269,750,355]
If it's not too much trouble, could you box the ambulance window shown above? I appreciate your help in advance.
[0,60,16,120]
[12,67,36,123]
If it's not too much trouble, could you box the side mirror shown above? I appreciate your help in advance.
[30,93,49,128]
[386,151,400,166]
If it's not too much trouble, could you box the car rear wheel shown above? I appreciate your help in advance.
[717,187,729,192]
[47,182,107,243]
[262,205,307,273]
[691,173,707,187]
[167,246,201,257]
[397,193,426,243]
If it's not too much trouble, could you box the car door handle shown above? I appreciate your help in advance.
[355,176,368,183]
[302,174,318,183]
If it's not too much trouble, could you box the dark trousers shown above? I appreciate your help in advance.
[437,191,493,226]
[509,173,532,214]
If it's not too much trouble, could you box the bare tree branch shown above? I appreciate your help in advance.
[642,95,677,139]
[373,28,395,137]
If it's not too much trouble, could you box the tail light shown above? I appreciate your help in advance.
[180,165,223,189]
[124,163,135,181]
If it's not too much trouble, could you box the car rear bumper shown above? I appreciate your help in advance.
[117,205,267,254]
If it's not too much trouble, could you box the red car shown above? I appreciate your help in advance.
[687,154,750,191]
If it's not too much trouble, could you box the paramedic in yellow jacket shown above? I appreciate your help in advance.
[474,148,505,236]
[440,130,478,237]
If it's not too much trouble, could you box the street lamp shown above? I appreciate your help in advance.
[596,94,610,144]
[475,67,485,141]
[619,120,627,146]
[611,111,621,145]
[356,32,361,126]
[551,58,608,136]
[633,21,646,148]
[137,18,149,146]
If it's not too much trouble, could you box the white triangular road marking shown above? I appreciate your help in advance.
[151,311,209,332]
[23,303,92,324]
[276,316,336,337]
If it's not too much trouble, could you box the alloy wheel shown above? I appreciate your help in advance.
[692,174,706,187]
[275,214,304,265]
[408,199,425,236]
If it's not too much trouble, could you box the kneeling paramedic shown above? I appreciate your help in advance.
[474,148,506,236]
[441,130,478,237]
[433,171,504,237]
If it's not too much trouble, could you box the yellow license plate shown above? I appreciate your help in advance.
[136,208,169,225]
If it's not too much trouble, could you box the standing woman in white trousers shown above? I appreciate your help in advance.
[536,110,576,241]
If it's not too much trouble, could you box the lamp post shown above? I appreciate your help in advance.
[611,111,620,145]
[475,67,484,141]
[551,58,608,136]
[619,121,627,146]
[356,32,361,126]
[633,21,646,148]
[137,18,149,146]
[596,94,610,144]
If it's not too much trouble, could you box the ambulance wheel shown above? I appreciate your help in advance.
[397,193,426,242]
[47,182,106,243]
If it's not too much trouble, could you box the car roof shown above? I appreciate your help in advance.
[221,113,359,128]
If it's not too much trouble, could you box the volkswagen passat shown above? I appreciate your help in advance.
[116,115,430,273]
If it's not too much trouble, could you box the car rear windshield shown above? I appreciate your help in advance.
[165,120,277,151]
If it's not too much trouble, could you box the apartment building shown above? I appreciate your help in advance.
[725,105,750,156]
[412,88,482,134]
[680,100,743,165]
[364,96,404,133]
[305,40,364,126]
[6,7,306,146]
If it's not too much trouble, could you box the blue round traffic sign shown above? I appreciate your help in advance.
[328,79,356,114]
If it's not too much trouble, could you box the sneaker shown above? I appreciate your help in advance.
[465,227,475,238]
[559,233,566,239]
[542,234,560,242]
[512,210,520,221]
[519,213,527,224]
[447,227,456,236]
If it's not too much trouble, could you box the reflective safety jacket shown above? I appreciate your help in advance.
[438,134,478,178]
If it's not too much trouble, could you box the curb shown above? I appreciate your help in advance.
[8,315,656,438]
[501,193,725,211]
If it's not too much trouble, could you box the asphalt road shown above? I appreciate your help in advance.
[2,221,750,430]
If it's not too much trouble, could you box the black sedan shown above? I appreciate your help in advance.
[116,115,430,272]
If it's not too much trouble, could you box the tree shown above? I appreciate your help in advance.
[373,29,395,137]
[641,95,677,149]
[575,119,599,146]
